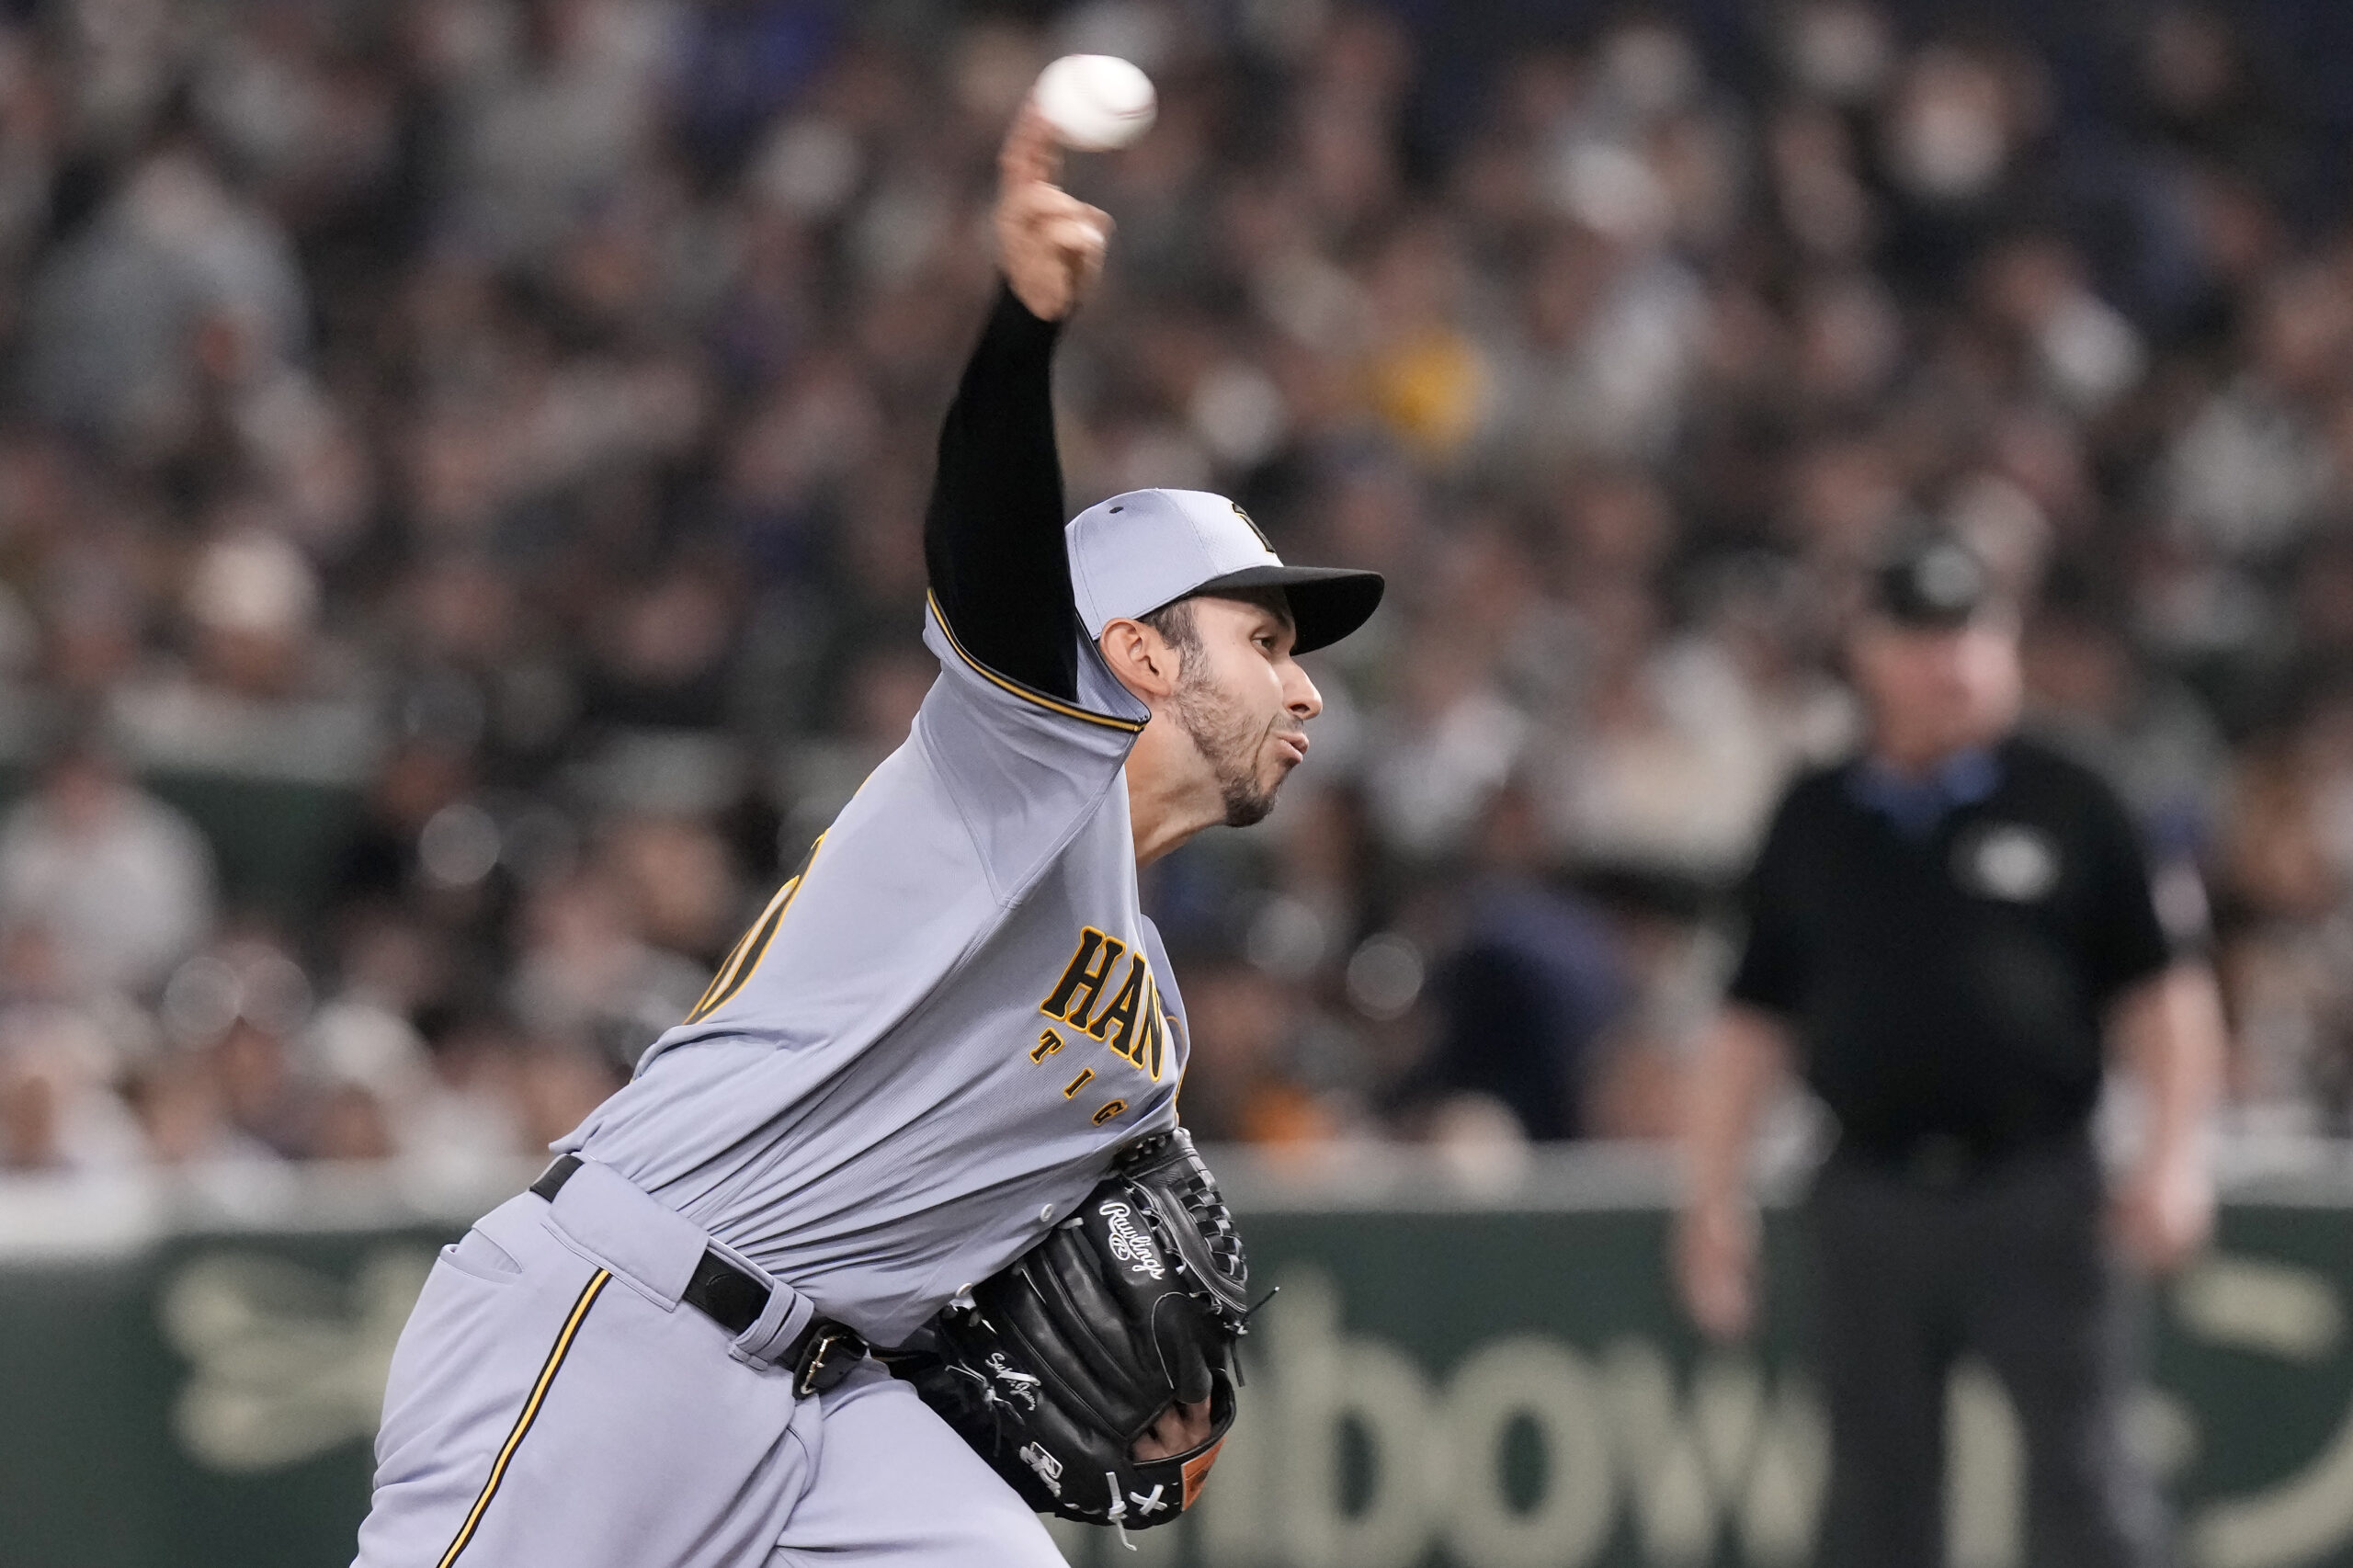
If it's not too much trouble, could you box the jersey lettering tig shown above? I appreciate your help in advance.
[561,601,1185,1347]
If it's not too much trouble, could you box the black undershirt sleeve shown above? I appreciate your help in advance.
[923,281,1080,702]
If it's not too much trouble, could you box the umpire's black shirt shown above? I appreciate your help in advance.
[1727,735,2174,1158]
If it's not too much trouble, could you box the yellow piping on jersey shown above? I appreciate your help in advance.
[688,877,794,1020]
[686,834,825,1025]
[436,1268,610,1568]
[689,903,770,1020]
[926,591,1147,734]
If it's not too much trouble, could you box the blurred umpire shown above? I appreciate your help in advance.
[1675,536,2223,1568]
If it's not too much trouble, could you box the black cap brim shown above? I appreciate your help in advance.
[1875,602,1979,631]
[1187,564,1385,654]
[1870,533,1994,629]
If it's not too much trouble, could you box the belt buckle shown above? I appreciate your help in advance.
[795,1324,866,1397]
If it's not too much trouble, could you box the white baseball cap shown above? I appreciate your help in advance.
[1063,488,1384,654]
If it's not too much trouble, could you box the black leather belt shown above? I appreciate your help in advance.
[1832,1128,2088,1191]
[530,1154,866,1395]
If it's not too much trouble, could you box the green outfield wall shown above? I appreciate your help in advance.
[7,1149,2353,1568]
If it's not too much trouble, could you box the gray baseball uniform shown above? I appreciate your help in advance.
[352,282,1380,1568]
[356,291,1171,1568]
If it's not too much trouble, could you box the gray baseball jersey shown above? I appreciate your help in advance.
[560,601,1186,1347]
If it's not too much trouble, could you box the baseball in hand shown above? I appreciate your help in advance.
[1032,54,1156,152]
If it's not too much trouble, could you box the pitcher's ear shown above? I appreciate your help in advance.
[1099,618,1180,698]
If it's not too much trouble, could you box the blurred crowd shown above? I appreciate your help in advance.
[2,0,2353,1177]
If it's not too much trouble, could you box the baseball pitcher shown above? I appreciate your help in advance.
[350,102,1381,1568]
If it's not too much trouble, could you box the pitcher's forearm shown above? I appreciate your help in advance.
[922,284,1076,697]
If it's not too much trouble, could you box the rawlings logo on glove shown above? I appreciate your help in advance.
[1097,1200,1166,1279]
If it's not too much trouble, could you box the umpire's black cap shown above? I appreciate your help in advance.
[1870,533,1994,629]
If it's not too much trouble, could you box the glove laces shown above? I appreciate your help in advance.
[1105,1471,1136,1551]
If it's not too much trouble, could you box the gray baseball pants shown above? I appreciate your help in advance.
[351,1158,1065,1568]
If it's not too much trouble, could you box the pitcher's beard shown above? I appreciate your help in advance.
[1172,672,1283,827]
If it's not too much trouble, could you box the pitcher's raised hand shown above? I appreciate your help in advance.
[995,103,1111,321]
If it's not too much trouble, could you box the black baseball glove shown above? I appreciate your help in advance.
[882,1127,1250,1532]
